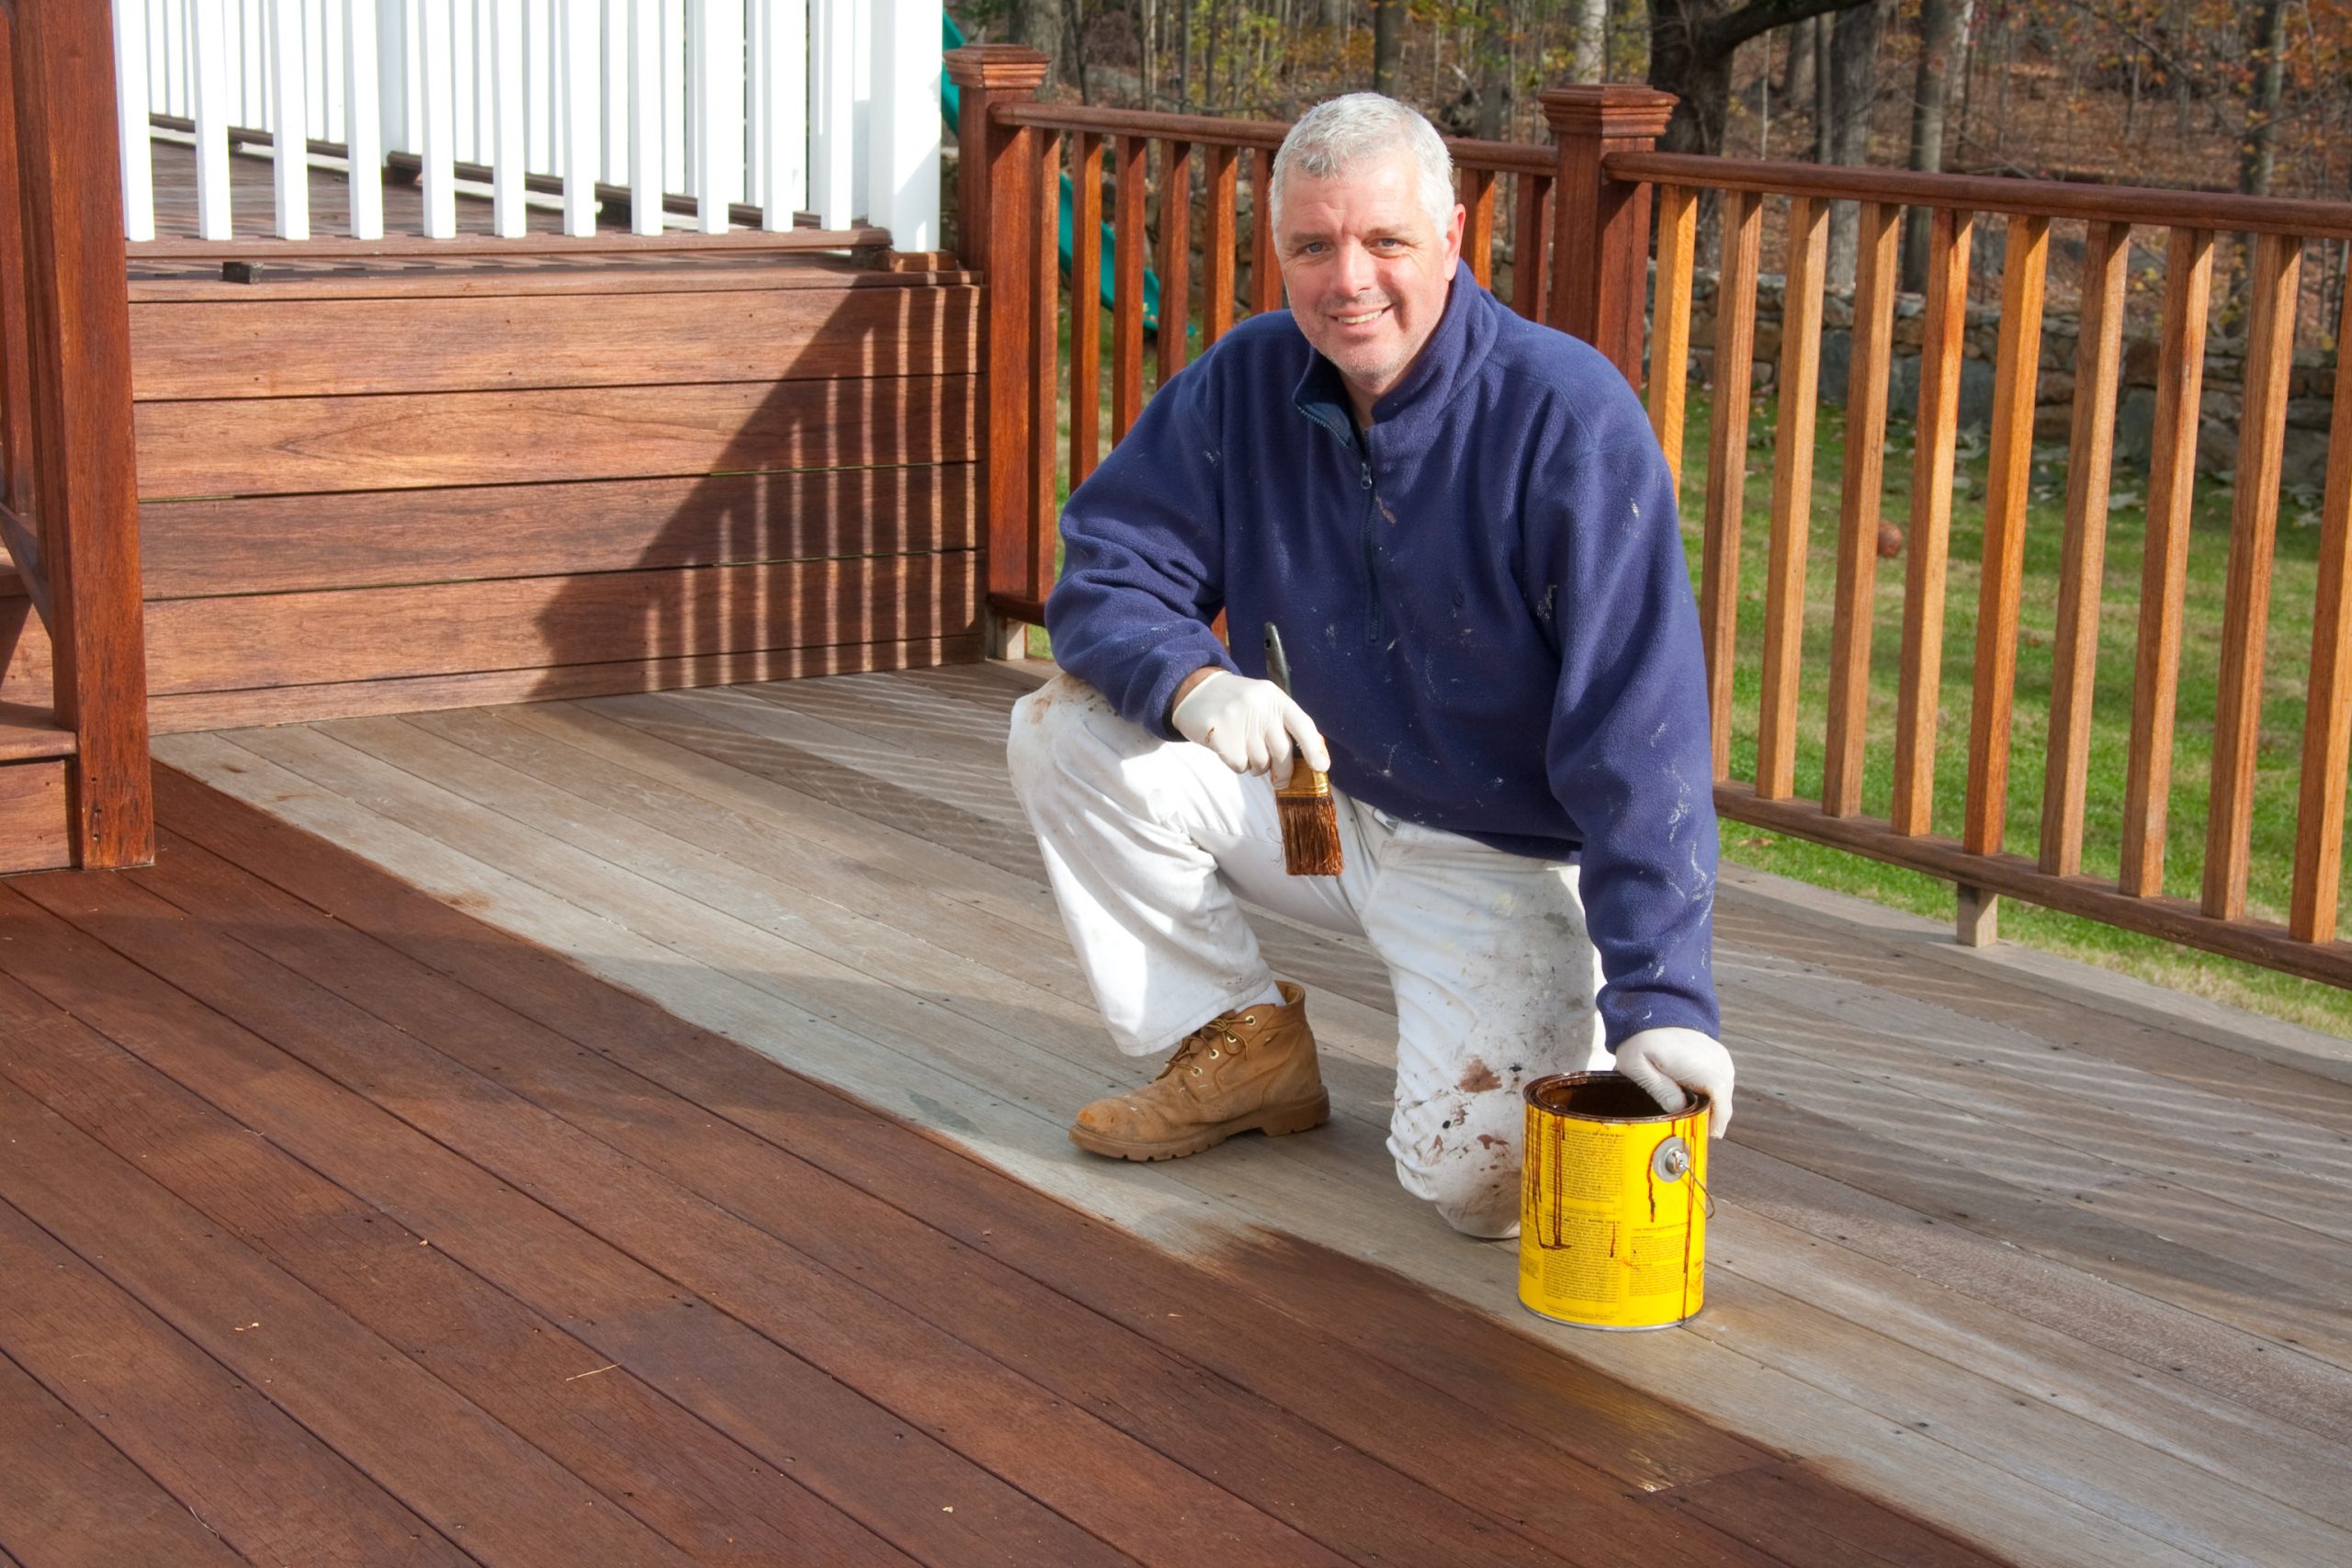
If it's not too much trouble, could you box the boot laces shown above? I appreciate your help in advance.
[1154,1015,1250,1082]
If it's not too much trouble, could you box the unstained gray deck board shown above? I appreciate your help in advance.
[150,663,2352,1568]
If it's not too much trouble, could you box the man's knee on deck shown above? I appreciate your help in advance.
[1007,672,1125,806]
[1391,1086,1525,1239]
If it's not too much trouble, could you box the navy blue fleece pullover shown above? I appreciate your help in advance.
[1046,261,1719,1044]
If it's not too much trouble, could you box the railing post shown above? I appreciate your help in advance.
[1540,85,1675,389]
[944,45,1049,660]
[10,0,153,867]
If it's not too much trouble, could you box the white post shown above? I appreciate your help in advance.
[191,0,235,239]
[662,0,684,195]
[419,0,456,235]
[808,0,853,228]
[114,0,157,242]
[344,0,385,237]
[627,0,662,234]
[562,0,600,234]
[492,0,526,235]
[267,0,310,238]
[761,0,805,231]
[689,0,741,233]
[866,0,937,251]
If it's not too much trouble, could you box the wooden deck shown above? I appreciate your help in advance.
[4,658,2330,1565]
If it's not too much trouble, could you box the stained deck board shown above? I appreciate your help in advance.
[145,667,2352,1568]
[0,770,2008,1565]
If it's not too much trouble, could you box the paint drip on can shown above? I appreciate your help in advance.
[1519,1071,1710,1330]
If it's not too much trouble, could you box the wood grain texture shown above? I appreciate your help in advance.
[1463,167,1497,288]
[1893,209,1973,836]
[2202,231,2302,921]
[1701,189,1763,779]
[1647,184,1697,496]
[146,635,979,735]
[1023,130,1062,609]
[1962,215,2049,858]
[2039,222,2130,876]
[1113,135,1147,441]
[128,256,968,304]
[2120,228,2214,896]
[1069,133,1103,491]
[140,465,975,599]
[1250,148,1281,313]
[1758,197,1828,800]
[130,284,980,400]
[0,759,67,872]
[982,115,1037,629]
[1824,202,1899,818]
[1204,142,1238,345]
[0,18,33,522]
[2291,258,2352,942]
[142,553,976,696]
[135,375,977,496]
[1510,173,1551,322]
[1157,141,1193,382]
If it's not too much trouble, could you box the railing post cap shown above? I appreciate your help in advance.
[944,45,1051,93]
[1538,85,1678,139]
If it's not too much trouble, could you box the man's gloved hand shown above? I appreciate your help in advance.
[1615,1027,1735,1137]
[1171,670,1331,785]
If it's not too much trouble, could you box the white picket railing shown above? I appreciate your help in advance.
[115,0,943,248]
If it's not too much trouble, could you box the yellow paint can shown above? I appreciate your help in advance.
[1519,1071,1710,1330]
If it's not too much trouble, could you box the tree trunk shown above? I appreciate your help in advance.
[1781,16,1815,116]
[1574,0,1608,83]
[1825,0,1889,288]
[1901,0,1966,289]
[1813,13,1833,160]
[1372,0,1404,95]
[2239,0,2288,196]
[1005,0,1059,67]
[1649,0,1876,158]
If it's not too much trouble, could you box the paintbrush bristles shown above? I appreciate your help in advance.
[1275,768,1344,876]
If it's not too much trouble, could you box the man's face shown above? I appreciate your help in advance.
[1275,150,1464,417]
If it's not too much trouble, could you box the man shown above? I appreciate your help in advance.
[1006,93,1732,1238]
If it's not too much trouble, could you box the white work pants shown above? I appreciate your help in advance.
[1007,673,1607,1237]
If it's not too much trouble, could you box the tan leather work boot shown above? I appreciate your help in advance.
[1070,982,1330,1161]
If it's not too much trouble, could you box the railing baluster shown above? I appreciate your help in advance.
[870,0,941,248]
[419,0,457,237]
[624,0,659,235]
[1700,186,1761,779]
[1962,213,2050,873]
[1069,131,1103,489]
[1646,183,1695,496]
[266,0,309,238]
[344,0,385,239]
[2203,230,2302,920]
[1113,133,1145,441]
[1758,195,1827,800]
[1892,207,1973,835]
[760,0,805,231]
[0,11,31,518]
[1204,141,1236,346]
[1029,128,1061,607]
[191,0,233,240]
[2039,220,2129,875]
[2120,226,2214,894]
[562,0,600,235]
[1510,171,1549,322]
[113,0,156,243]
[808,0,854,228]
[1462,166,1495,288]
[1250,146,1278,313]
[2292,261,2352,942]
[1157,140,1193,382]
[1823,200,1899,818]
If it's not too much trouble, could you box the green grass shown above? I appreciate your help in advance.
[1032,313,2351,1038]
[1681,393,2352,1038]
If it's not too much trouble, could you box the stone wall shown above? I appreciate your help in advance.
[1679,273,2339,491]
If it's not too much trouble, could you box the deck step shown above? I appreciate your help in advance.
[0,702,74,763]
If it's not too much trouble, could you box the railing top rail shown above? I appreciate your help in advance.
[990,101,1554,175]
[1609,151,2352,241]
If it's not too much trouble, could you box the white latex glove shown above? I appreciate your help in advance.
[1170,671,1331,785]
[1615,1027,1736,1137]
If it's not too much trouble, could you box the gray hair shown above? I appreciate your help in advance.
[1270,93,1456,237]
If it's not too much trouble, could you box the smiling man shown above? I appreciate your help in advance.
[1006,94,1732,1238]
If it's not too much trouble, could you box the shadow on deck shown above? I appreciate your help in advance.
[0,660,2323,1566]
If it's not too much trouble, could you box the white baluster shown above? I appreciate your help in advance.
[627,0,662,234]
[562,0,599,234]
[761,0,804,231]
[689,0,740,233]
[492,0,526,235]
[662,0,684,195]
[268,0,309,238]
[116,0,157,242]
[191,0,234,239]
[307,0,329,141]
[848,0,867,227]
[867,0,936,252]
[344,0,384,237]
[602,0,627,186]
[524,0,549,174]
[375,0,407,153]
[420,0,456,235]
[808,0,852,229]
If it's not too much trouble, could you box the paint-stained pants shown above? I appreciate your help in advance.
[1007,673,1608,1238]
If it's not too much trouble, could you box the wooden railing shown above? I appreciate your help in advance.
[946,45,2352,992]
[0,2,154,871]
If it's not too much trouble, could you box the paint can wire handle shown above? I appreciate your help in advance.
[1650,1135,1716,1218]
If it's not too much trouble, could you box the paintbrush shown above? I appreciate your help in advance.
[1262,623,1343,877]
